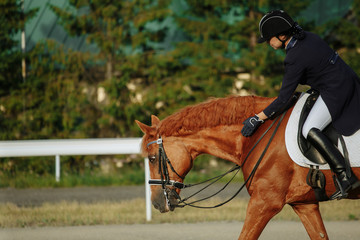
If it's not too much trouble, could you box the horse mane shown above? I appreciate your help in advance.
[158,95,266,137]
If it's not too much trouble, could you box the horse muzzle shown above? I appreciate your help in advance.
[151,187,180,213]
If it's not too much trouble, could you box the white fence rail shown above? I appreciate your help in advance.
[0,138,142,156]
[0,138,152,221]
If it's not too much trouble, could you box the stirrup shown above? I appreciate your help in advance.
[330,190,348,200]
[330,177,350,200]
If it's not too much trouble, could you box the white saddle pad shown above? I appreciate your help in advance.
[285,93,360,169]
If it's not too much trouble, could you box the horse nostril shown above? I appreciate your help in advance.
[153,203,166,213]
[153,203,161,210]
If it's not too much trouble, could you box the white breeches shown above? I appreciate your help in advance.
[302,95,332,138]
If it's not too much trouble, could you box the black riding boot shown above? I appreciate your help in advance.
[307,128,358,200]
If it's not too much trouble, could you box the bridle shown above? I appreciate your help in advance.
[147,112,287,209]
[146,136,189,208]
[147,138,186,188]
[147,137,187,207]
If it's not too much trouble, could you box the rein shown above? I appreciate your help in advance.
[147,111,287,209]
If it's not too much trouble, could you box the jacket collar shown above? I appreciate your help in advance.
[286,37,297,51]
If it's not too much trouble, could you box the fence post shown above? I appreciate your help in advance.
[55,155,60,182]
[144,157,152,221]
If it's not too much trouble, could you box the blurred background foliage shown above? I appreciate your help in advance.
[1,0,359,186]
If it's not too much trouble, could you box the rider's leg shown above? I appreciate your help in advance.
[302,95,332,137]
[302,96,357,199]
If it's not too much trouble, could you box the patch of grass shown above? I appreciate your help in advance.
[1,198,359,228]
[348,214,358,220]
[319,199,360,221]
[0,199,246,228]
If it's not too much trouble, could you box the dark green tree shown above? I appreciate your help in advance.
[0,0,30,96]
[0,0,38,139]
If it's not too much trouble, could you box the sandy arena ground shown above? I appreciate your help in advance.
[2,221,360,240]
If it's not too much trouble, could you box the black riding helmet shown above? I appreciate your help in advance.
[258,10,295,43]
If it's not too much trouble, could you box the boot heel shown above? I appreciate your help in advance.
[351,180,360,190]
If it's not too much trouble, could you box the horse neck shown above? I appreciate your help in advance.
[180,97,276,162]
[179,126,246,165]
[161,96,274,165]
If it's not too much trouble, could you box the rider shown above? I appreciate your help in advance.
[241,10,360,199]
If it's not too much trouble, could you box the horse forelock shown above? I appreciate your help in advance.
[157,95,261,137]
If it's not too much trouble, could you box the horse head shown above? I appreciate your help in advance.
[136,115,192,213]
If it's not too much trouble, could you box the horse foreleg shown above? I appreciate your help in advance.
[238,196,285,240]
[291,203,329,239]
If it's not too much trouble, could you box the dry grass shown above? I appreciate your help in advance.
[1,198,359,228]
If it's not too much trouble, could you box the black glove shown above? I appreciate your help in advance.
[241,115,264,137]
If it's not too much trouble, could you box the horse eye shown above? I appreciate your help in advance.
[148,155,156,163]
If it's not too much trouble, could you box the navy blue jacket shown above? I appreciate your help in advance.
[263,31,360,136]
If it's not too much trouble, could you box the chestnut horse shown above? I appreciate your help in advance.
[135,95,360,240]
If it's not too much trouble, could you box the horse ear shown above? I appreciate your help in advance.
[151,115,160,127]
[135,120,156,135]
